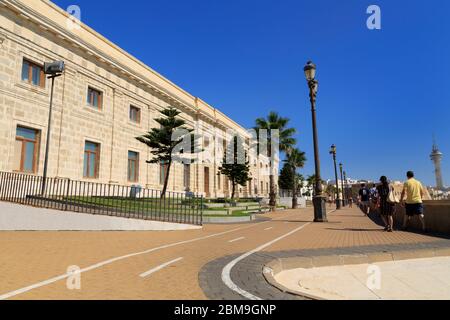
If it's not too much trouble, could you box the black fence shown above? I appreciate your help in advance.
[0,172,203,226]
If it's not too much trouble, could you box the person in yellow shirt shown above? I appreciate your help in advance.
[400,171,426,232]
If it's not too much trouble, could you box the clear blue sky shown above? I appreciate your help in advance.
[53,0,449,186]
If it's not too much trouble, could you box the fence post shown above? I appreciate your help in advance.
[64,179,71,211]
[200,195,203,226]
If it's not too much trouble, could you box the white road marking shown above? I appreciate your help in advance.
[228,237,245,243]
[221,209,337,300]
[139,257,183,278]
[264,227,273,231]
[0,212,300,300]
[221,223,311,300]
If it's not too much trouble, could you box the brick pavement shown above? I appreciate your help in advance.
[0,205,448,300]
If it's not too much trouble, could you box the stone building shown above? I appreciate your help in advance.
[0,0,276,198]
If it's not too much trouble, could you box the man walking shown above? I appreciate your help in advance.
[358,184,370,215]
[369,183,379,213]
[400,171,426,232]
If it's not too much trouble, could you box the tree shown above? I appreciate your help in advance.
[255,112,296,209]
[279,164,294,192]
[284,148,306,208]
[279,164,305,200]
[306,174,325,197]
[136,107,199,198]
[218,136,251,200]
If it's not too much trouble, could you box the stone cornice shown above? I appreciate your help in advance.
[3,0,194,111]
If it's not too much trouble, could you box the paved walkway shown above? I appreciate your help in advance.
[275,257,450,300]
[0,205,448,300]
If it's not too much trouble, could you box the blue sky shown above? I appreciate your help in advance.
[53,0,449,186]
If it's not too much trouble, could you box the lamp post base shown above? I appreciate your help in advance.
[313,196,328,222]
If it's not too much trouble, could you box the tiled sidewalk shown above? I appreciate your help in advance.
[0,205,448,300]
[200,207,450,300]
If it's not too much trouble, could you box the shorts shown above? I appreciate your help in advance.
[379,202,394,216]
[405,203,424,216]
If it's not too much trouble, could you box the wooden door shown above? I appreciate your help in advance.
[204,167,210,198]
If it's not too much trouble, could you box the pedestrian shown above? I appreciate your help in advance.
[400,171,426,232]
[370,184,379,212]
[348,196,353,208]
[358,183,370,215]
[377,176,395,232]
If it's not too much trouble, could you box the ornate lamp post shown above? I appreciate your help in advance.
[304,61,327,222]
[41,61,65,195]
[329,144,341,210]
[343,170,349,204]
[339,163,346,207]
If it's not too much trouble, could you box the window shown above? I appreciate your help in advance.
[14,126,40,173]
[127,151,139,182]
[261,181,264,193]
[217,173,221,190]
[83,141,100,178]
[183,164,191,189]
[129,105,141,123]
[21,59,45,88]
[160,160,169,185]
[87,87,103,109]
[204,137,210,149]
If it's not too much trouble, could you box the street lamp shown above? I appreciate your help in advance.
[343,170,349,205]
[304,61,327,222]
[41,61,65,195]
[329,144,341,210]
[339,163,346,207]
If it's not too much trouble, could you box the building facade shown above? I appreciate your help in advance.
[0,0,276,198]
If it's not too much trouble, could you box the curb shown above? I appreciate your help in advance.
[263,247,450,300]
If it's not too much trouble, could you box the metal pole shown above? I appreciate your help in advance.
[339,164,345,207]
[308,80,327,222]
[332,154,341,210]
[343,171,348,205]
[41,75,57,195]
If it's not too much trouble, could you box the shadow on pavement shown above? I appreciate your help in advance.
[282,220,342,224]
[325,227,383,232]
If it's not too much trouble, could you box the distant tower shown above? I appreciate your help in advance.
[430,137,444,190]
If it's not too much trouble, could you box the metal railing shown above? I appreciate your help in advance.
[0,172,203,226]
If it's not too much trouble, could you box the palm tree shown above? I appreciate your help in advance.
[284,148,306,208]
[255,112,296,209]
